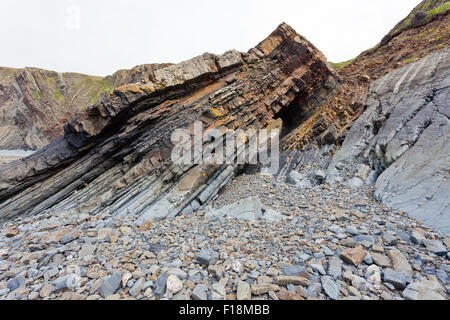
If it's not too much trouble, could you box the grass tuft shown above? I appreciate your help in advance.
[329,59,355,70]
[427,2,450,17]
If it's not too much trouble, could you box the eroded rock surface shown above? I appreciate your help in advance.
[0,64,172,150]
[0,23,335,225]
[329,50,450,234]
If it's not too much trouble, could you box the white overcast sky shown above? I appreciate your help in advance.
[0,0,421,76]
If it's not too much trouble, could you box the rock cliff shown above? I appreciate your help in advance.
[0,23,336,224]
[0,64,172,150]
[279,4,450,235]
[0,0,449,302]
[329,50,450,233]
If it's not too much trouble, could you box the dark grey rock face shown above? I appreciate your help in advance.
[328,50,450,235]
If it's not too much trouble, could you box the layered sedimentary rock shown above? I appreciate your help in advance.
[0,63,172,150]
[0,23,335,224]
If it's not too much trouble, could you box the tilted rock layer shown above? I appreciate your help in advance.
[0,0,449,236]
[0,24,336,224]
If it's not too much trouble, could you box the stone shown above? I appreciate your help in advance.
[7,276,25,291]
[139,219,154,232]
[371,253,391,268]
[287,170,309,187]
[191,284,208,300]
[277,289,304,300]
[61,229,80,244]
[388,249,412,275]
[251,283,280,295]
[98,272,121,298]
[410,232,426,245]
[129,278,144,296]
[166,275,183,294]
[236,281,251,300]
[79,245,96,258]
[307,282,322,298]
[422,240,447,256]
[275,276,310,286]
[372,245,384,253]
[402,280,446,300]
[281,265,309,277]
[61,292,86,300]
[167,268,188,280]
[348,177,363,189]
[196,250,219,265]
[262,208,286,223]
[363,252,373,265]
[5,228,19,238]
[356,164,371,180]
[154,275,168,297]
[327,257,342,279]
[206,197,264,222]
[207,265,224,280]
[210,283,226,300]
[28,292,39,300]
[310,263,326,275]
[40,284,54,298]
[231,260,244,274]
[382,231,397,246]
[346,226,359,236]
[122,272,132,287]
[443,238,450,248]
[351,275,368,292]
[97,228,113,242]
[258,276,273,284]
[383,269,412,290]
[340,245,366,266]
[329,224,344,234]
[321,276,340,300]
[353,234,375,245]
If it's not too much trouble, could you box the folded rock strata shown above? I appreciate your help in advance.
[0,23,335,224]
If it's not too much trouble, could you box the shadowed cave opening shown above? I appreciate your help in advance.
[274,96,313,138]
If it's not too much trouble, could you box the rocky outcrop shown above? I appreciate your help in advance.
[275,1,450,235]
[328,49,450,234]
[0,67,110,150]
[0,63,173,150]
[380,0,449,46]
[0,23,336,224]
[282,6,449,155]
